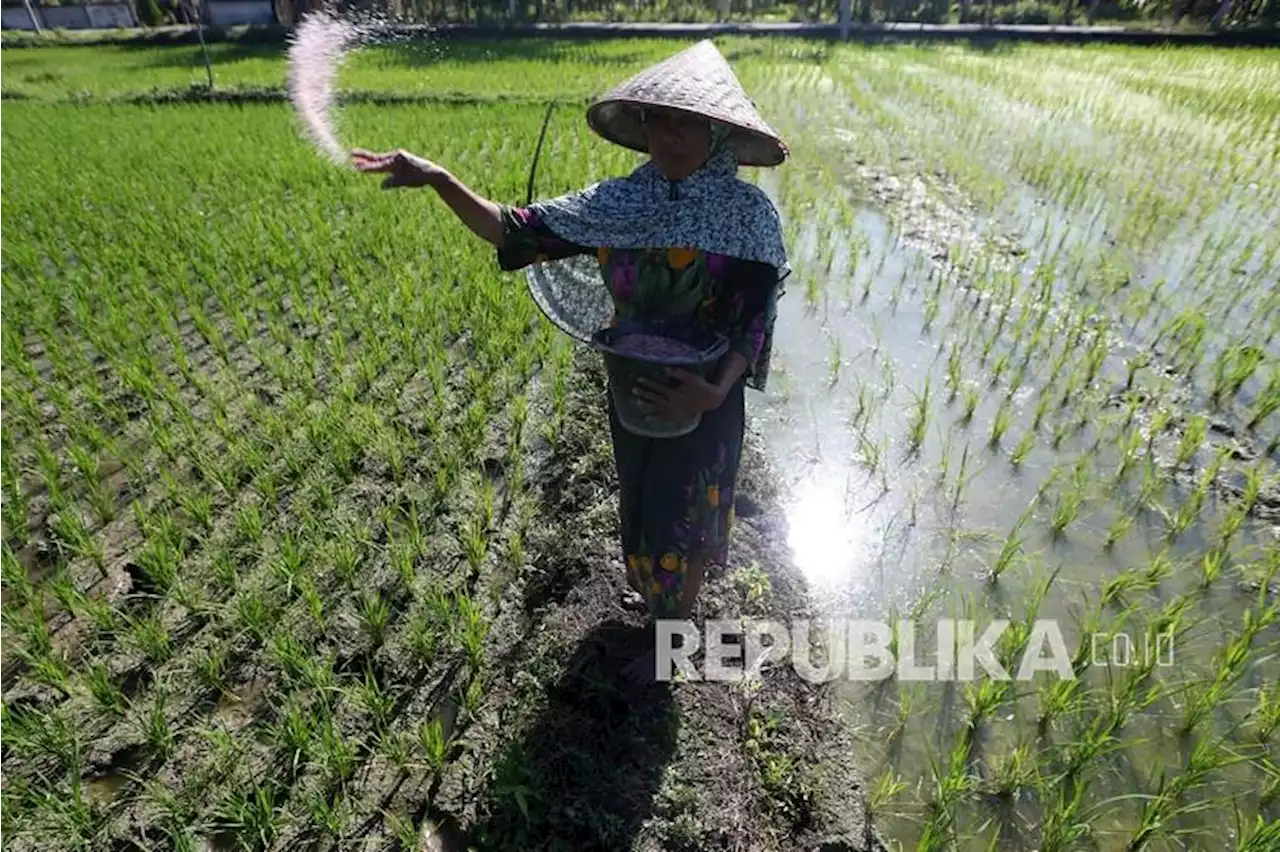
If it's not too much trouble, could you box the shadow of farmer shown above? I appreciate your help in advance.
[464,620,679,851]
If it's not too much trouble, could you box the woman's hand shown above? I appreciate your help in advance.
[633,368,727,420]
[354,149,506,247]
[352,149,449,189]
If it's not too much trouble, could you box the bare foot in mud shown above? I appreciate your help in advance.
[619,587,646,612]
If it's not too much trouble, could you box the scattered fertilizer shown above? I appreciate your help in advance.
[610,333,703,361]
[287,11,361,165]
[286,10,407,166]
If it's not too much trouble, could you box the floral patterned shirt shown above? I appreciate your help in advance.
[497,206,780,390]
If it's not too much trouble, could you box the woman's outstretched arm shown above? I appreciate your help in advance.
[434,172,506,248]
[352,149,505,248]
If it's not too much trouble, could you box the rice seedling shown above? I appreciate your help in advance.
[1038,780,1091,852]
[1209,510,1246,571]
[68,442,116,525]
[16,780,112,850]
[270,695,317,778]
[211,782,282,852]
[1179,606,1264,736]
[905,377,933,457]
[868,769,906,818]
[195,643,232,699]
[944,349,963,402]
[139,687,177,761]
[1136,457,1166,513]
[988,742,1035,800]
[31,438,65,505]
[962,677,1007,741]
[6,593,71,691]
[1174,415,1208,469]
[1234,813,1280,852]
[854,428,885,478]
[328,535,361,589]
[129,611,173,665]
[233,502,266,551]
[1124,735,1244,851]
[305,787,348,843]
[383,806,423,849]
[1210,345,1266,405]
[1104,510,1134,551]
[455,591,488,674]
[358,587,392,648]
[1049,457,1091,539]
[406,604,445,667]
[352,663,396,735]
[959,386,980,426]
[988,511,1029,582]
[5,550,39,615]
[175,490,216,539]
[1163,446,1229,542]
[1245,367,1280,430]
[988,398,1014,448]
[916,734,981,851]
[316,713,360,791]
[82,658,128,718]
[418,714,452,778]
[136,534,181,598]
[1009,428,1036,468]
[233,590,278,647]
[1250,683,1280,743]
[847,377,877,436]
[48,508,105,576]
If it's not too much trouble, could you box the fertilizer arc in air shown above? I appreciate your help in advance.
[287,9,411,167]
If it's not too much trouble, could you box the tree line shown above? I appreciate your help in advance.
[302,0,1277,29]
[11,0,1274,33]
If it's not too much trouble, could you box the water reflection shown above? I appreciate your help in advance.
[783,473,878,592]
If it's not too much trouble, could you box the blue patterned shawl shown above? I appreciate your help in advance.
[529,137,789,274]
[520,133,788,392]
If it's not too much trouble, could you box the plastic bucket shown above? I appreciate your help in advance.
[591,321,729,439]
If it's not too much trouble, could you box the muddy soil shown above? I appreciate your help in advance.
[430,351,889,851]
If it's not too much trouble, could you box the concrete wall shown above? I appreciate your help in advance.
[205,1,275,25]
[86,3,137,26]
[1,6,39,28]
[1,3,136,29]
[39,5,92,27]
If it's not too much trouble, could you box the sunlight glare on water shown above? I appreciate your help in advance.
[782,472,879,596]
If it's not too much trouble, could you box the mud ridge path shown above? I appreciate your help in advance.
[430,351,888,851]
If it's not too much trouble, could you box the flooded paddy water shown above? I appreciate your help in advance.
[737,44,1279,850]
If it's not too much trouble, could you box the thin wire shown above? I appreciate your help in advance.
[526,101,556,207]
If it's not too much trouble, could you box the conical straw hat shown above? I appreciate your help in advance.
[585,40,787,168]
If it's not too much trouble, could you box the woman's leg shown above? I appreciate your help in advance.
[674,555,706,620]
[672,381,743,623]
[622,554,705,686]
[608,393,648,598]
[621,383,745,689]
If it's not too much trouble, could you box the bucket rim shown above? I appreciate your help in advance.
[591,322,729,366]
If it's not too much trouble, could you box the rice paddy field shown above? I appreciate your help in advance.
[2,34,1279,852]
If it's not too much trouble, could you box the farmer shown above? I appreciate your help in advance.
[353,41,789,686]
